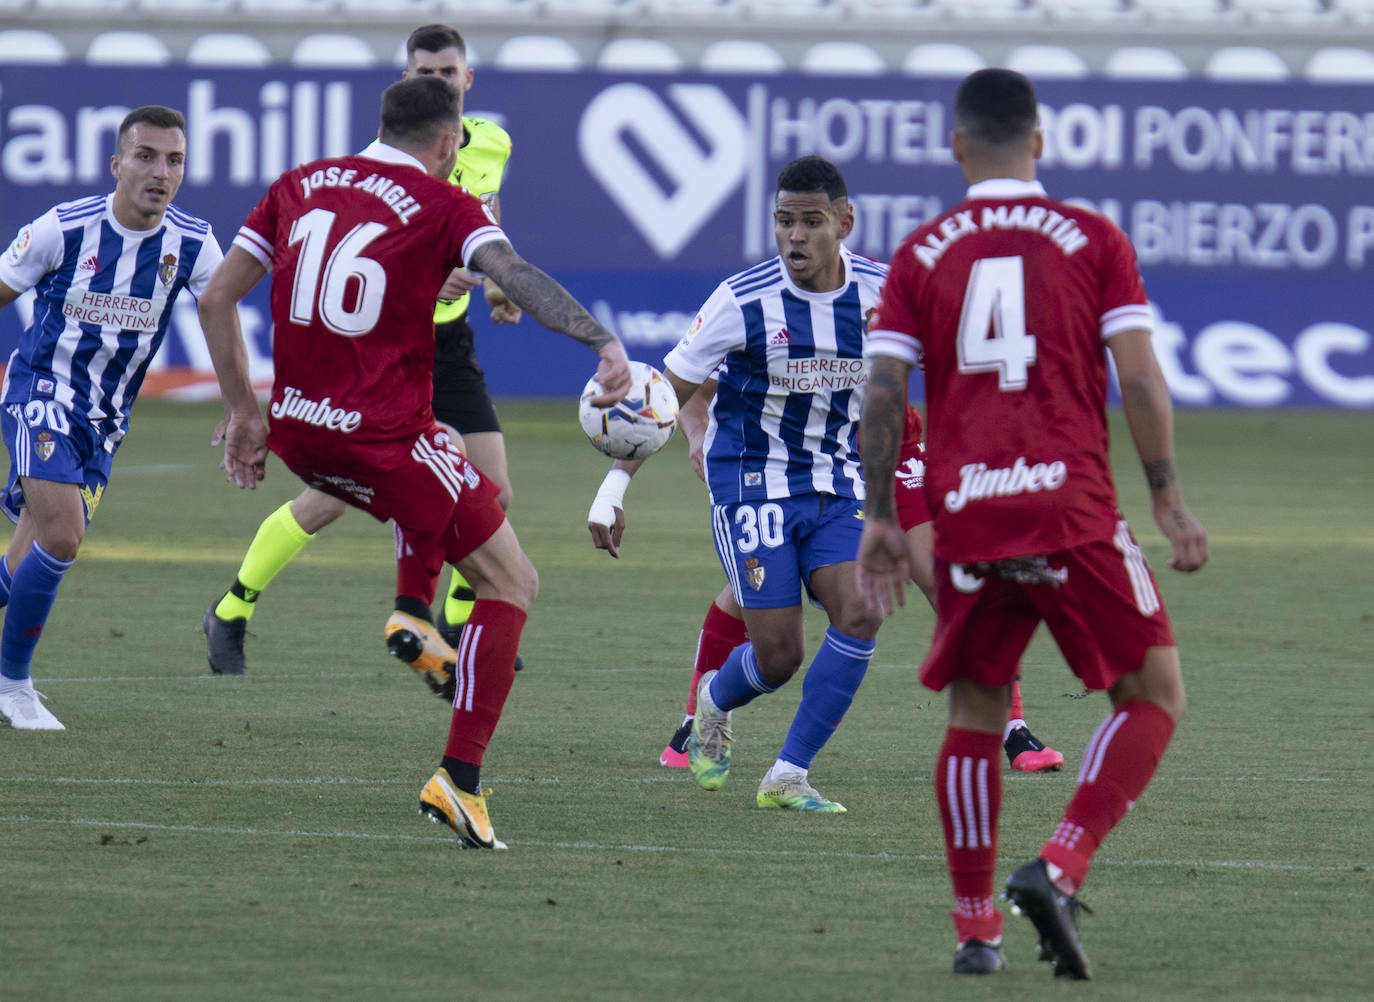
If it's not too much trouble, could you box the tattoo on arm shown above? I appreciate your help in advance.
[860,357,911,521]
[1143,458,1176,491]
[471,242,613,350]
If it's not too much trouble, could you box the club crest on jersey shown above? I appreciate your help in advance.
[863,307,876,333]
[159,253,178,287]
[81,483,104,521]
[745,557,765,591]
[34,432,54,462]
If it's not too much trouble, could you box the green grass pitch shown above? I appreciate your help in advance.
[1,400,1370,1000]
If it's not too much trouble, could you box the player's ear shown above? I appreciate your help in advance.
[835,200,855,239]
[951,130,965,164]
[1031,129,1044,161]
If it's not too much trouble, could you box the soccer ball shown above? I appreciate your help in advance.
[578,361,678,460]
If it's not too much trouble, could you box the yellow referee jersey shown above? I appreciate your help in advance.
[434,115,513,325]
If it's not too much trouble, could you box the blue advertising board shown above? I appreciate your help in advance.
[1,65,1371,407]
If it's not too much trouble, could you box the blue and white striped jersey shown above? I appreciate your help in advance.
[664,246,888,506]
[0,193,222,453]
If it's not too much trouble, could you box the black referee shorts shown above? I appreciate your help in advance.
[432,313,501,435]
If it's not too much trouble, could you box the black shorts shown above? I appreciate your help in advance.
[432,314,501,435]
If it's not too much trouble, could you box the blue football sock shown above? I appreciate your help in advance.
[0,554,11,609]
[707,642,779,712]
[1,543,73,682]
[778,626,876,771]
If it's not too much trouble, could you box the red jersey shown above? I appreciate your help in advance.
[868,179,1152,563]
[233,143,505,468]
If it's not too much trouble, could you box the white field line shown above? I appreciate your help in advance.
[0,773,1356,787]
[31,662,1374,685]
[0,813,1367,873]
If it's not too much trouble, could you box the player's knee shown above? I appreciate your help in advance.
[504,553,538,611]
[753,638,804,685]
[831,604,882,642]
[1112,646,1186,722]
[38,523,84,562]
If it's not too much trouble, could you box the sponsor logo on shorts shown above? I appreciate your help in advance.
[745,557,765,591]
[744,472,762,487]
[36,378,55,395]
[80,483,104,521]
[897,456,925,490]
[316,474,374,506]
[944,456,1067,513]
[34,432,54,462]
[951,564,985,594]
[271,386,363,434]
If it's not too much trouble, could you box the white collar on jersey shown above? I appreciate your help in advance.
[357,139,427,173]
[965,178,1048,199]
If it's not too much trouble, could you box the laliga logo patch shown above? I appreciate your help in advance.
[6,225,32,265]
[579,83,748,259]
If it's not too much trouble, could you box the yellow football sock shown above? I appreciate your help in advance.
[442,568,477,629]
[215,501,316,622]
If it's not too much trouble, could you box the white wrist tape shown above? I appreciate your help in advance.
[588,467,632,526]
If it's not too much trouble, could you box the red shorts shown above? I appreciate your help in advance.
[275,423,505,569]
[895,438,932,532]
[893,404,931,532]
[919,520,1175,693]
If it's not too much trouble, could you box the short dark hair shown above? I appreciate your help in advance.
[406,23,466,61]
[117,106,185,150]
[954,68,1039,147]
[379,76,462,148]
[776,155,847,202]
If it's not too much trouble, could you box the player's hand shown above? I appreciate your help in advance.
[210,414,229,447]
[854,519,911,616]
[485,283,522,325]
[687,431,706,482]
[489,300,522,325]
[588,503,626,558]
[218,409,268,489]
[589,342,632,407]
[1153,500,1208,572]
[439,267,482,300]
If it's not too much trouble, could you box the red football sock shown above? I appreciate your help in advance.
[1007,675,1025,728]
[935,727,1005,944]
[685,600,748,715]
[1041,699,1176,890]
[443,600,527,767]
[394,525,442,606]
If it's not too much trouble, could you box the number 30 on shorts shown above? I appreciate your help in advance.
[23,399,70,435]
[734,502,785,553]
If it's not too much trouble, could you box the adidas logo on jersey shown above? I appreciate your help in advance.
[78,255,100,273]
[769,328,792,346]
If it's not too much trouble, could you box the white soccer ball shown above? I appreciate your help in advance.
[578,360,679,460]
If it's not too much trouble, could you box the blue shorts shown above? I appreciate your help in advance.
[711,494,865,610]
[2,400,112,526]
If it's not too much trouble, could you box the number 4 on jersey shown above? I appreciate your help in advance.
[956,255,1036,391]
